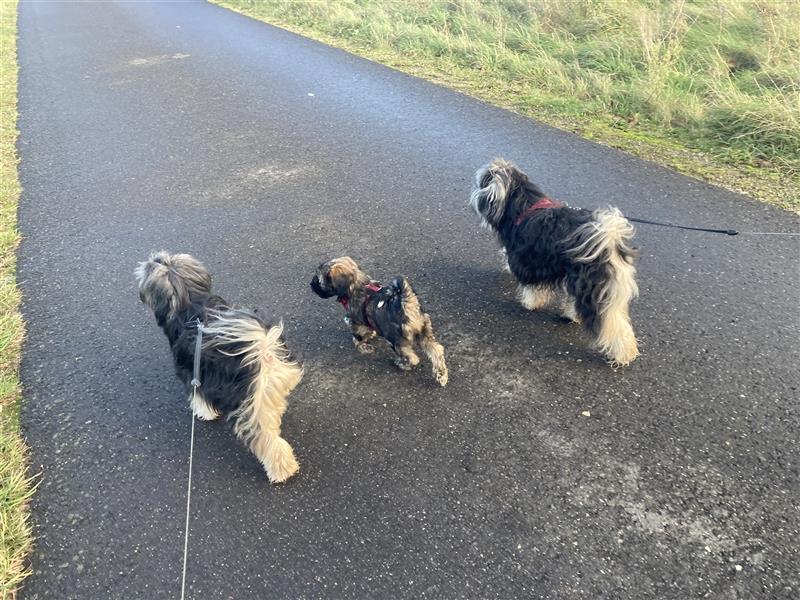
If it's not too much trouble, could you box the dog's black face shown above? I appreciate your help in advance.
[309,271,336,298]
[310,257,360,299]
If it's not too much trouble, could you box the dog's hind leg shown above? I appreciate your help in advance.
[570,271,638,367]
[499,248,512,274]
[253,429,299,484]
[189,390,220,421]
[205,316,302,483]
[393,342,420,372]
[517,284,553,311]
[595,300,638,367]
[418,314,448,386]
[558,290,581,324]
[564,208,639,366]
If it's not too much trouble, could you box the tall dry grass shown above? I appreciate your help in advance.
[218,0,800,207]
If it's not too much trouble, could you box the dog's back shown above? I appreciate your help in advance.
[374,277,448,386]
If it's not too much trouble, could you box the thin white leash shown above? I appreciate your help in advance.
[180,411,195,600]
[181,320,204,600]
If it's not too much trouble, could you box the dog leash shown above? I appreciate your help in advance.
[181,319,203,600]
[515,199,796,237]
[627,217,739,235]
[627,217,800,237]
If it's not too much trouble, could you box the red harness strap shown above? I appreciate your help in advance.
[338,283,383,330]
[514,197,565,226]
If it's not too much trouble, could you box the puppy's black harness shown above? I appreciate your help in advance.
[338,283,383,330]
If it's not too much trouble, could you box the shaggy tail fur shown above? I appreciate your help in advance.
[396,278,449,386]
[566,208,639,366]
[203,310,303,483]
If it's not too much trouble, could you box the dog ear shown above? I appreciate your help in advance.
[471,158,531,226]
[328,257,358,295]
[486,158,528,198]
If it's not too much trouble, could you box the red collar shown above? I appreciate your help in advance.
[514,197,565,226]
[338,283,383,328]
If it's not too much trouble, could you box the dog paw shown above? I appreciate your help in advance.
[195,410,220,421]
[518,285,552,311]
[190,394,220,421]
[264,438,299,484]
[354,339,375,354]
[559,302,581,324]
[394,357,413,371]
[559,313,581,324]
[434,367,449,387]
[605,344,639,368]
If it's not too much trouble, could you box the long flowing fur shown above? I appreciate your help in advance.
[136,251,302,483]
[564,208,639,365]
[469,159,640,367]
[202,312,303,482]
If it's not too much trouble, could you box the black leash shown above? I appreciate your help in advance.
[627,217,738,236]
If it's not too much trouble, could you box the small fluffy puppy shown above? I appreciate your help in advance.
[135,251,302,483]
[470,158,639,366]
[310,257,449,386]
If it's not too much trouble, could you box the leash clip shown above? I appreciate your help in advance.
[191,319,204,389]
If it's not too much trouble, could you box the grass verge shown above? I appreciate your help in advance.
[212,0,800,212]
[0,0,35,597]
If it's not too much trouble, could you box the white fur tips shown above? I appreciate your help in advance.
[202,311,302,484]
[565,207,639,365]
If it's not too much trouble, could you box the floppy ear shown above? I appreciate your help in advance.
[471,158,529,226]
[328,257,358,295]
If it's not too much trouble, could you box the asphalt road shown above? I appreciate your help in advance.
[16,1,799,599]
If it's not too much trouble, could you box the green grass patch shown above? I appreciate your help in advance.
[0,0,35,597]
[213,0,800,211]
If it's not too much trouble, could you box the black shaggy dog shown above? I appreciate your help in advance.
[470,158,639,366]
[310,257,449,386]
[135,251,303,483]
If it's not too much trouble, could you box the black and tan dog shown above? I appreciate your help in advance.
[136,251,303,483]
[470,158,639,366]
[310,257,448,386]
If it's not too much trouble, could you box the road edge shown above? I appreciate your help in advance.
[0,1,36,597]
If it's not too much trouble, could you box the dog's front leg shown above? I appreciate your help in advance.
[187,388,220,421]
[518,283,554,311]
[351,323,377,354]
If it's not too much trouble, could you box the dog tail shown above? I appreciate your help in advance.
[393,278,449,386]
[565,207,639,366]
[202,310,303,482]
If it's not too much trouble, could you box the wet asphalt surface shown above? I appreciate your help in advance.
[16,1,799,599]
